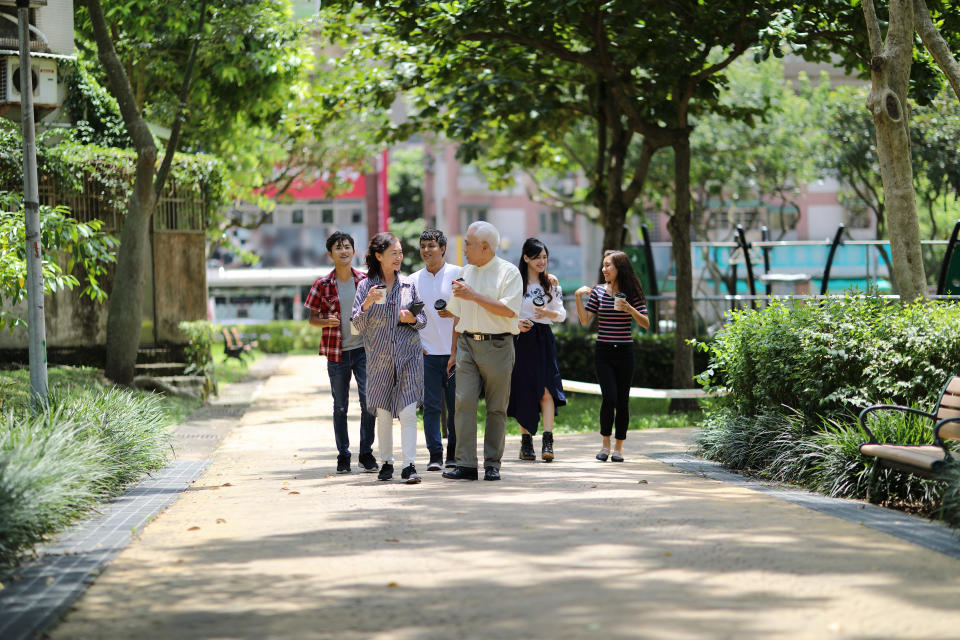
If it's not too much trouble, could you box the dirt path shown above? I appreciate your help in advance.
[51,356,960,639]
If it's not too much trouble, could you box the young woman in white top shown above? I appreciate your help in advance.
[507,238,567,461]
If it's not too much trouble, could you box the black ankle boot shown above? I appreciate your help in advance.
[519,433,536,460]
[541,431,554,462]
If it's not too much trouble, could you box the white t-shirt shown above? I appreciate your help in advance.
[412,262,462,355]
[447,256,523,335]
[519,281,566,325]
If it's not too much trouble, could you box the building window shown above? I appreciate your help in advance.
[322,208,334,224]
[351,209,362,224]
[461,206,488,230]
[539,210,564,234]
[291,209,304,225]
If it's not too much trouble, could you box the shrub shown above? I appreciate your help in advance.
[235,321,317,354]
[0,381,172,566]
[696,296,960,522]
[697,297,960,420]
[180,320,217,399]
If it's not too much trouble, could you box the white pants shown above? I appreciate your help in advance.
[377,403,418,467]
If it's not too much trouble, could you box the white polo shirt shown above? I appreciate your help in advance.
[412,262,462,355]
[447,255,522,335]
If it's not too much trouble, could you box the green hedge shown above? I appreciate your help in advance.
[553,324,710,388]
[226,321,317,354]
[695,296,960,522]
[230,320,709,387]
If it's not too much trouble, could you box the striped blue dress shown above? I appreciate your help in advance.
[351,273,426,418]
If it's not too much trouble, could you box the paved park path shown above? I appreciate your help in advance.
[50,355,960,639]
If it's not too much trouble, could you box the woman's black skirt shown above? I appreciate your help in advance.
[507,322,566,434]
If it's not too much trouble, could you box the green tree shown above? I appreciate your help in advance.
[328,0,794,403]
[77,0,306,384]
[780,0,960,302]
[388,146,424,223]
[0,194,117,331]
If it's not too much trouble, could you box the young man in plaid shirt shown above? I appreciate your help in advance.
[305,231,378,474]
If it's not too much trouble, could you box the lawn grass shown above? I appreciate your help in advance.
[211,342,264,387]
[464,393,702,436]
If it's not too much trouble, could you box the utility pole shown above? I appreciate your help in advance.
[17,0,48,405]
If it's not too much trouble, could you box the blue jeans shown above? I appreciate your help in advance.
[327,348,375,456]
[423,354,456,457]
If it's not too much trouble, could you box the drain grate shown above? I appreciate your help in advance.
[172,431,220,440]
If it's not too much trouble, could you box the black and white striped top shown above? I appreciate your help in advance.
[585,285,646,344]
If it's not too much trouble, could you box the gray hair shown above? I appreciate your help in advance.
[467,221,500,253]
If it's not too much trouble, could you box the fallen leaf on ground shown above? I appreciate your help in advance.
[188,526,201,531]
[664,552,672,557]
[216,519,226,524]
[637,480,648,484]
[221,483,233,487]
[590,485,597,488]
[387,582,398,587]
[281,487,289,491]
[384,538,399,542]
[289,491,300,495]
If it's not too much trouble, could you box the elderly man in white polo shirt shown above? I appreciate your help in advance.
[442,221,523,482]
[411,228,461,471]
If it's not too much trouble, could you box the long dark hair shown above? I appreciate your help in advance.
[604,250,646,307]
[518,237,554,302]
[365,232,399,280]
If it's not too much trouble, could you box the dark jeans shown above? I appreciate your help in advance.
[327,347,375,456]
[423,354,456,457]
[595,342,635,441]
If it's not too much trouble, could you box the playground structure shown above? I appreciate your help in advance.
[628,221,960,333]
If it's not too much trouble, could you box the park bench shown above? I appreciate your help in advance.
[858,376,960,491]
[221,327,256,363]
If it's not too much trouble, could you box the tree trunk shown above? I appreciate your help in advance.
[863,0,927,303]
[667,134,697,411]
[105,173,157,384]
[602,111,630,251]
[85,0,159,384]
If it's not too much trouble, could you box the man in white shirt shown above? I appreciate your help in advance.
[411,229,461,471]
[442,221,523,481]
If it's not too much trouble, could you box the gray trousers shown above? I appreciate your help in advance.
[453,334,515,470]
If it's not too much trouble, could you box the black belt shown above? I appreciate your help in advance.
[463,331,511,341]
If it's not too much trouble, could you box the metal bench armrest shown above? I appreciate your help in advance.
[933,417,960,454]
[858,404,936,444]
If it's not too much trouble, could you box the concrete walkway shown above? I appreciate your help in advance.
[50,355,960,639]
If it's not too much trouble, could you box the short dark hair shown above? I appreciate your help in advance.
[325,231,355,253]
[419,228,447,249]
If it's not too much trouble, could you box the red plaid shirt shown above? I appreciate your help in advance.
[304,267,367,362]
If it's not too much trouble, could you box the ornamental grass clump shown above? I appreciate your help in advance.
[695,295,960,522]
[0,384,172,566]
[0,413,107,565]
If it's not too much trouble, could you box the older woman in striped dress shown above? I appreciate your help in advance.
[351,232,427,484]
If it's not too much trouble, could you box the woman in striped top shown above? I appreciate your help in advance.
[351,232,427,484]
[574,250,649,462]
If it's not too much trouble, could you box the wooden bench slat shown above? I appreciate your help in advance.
[947,377,960,393]
[939,423,960,442]
[859,444,947,470]
[938,393,960,409]
[936,406,960,419]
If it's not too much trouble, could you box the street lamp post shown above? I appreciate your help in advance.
[15,0,48,405]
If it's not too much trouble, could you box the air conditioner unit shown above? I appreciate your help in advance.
[0,55,58,106]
